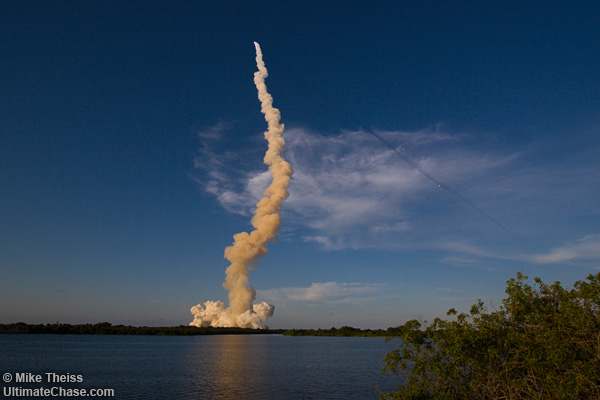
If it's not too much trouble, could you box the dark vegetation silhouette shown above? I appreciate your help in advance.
[0,322,396,337]
[0,323,285,335]
[283,326,400,337]
[380,272,600,399]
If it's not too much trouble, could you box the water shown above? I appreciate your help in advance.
[0,334,401,399]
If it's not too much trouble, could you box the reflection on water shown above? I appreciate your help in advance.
[186,335,289,399]
[0,334,400,399]
[205,335,268,398]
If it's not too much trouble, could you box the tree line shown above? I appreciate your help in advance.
[283,326,403,337]
[0,322,285,336]
[0,322,403,337]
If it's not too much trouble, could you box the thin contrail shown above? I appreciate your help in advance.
[269,56,521,245]
[268,53,522,246]
[367,130,522,244]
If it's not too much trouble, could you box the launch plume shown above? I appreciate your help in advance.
[190,42,293,329]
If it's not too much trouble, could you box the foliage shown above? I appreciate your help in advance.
[381,272,600,400]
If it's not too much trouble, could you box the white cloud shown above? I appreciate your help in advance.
[193,124,600,265]
[280,128,517,248]
[436,287,461,293]
[258,282,382,304]
[195,126,524,249]
[438,255,497,271]
[529,234,600,264]
[372,125,458,147]
[193,123,266,215]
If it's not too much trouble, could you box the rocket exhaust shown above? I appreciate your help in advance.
[190,42,293,329]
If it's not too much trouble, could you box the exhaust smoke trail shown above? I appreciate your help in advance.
[190,42,293,329]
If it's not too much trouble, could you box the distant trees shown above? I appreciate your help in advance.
[2,322,395,337]
[283,326,389,337]
[0,322,285,336]
[380,272,600,399]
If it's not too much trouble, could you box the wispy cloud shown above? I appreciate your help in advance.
[281,127,521,249]
[438,255,497,271]
[193,124,600,265]
[436,287,461,293]
[195,126,529,248]
[193,122,266,215]
[258,282,382,304]
[529,234,600,264]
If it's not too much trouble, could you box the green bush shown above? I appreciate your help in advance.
[381,272,600,399]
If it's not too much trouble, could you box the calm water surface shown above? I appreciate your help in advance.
[0,334,401,399]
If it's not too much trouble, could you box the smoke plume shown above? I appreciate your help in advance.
[190,42,293,329]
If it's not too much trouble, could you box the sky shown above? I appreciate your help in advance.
[1,1,599,329]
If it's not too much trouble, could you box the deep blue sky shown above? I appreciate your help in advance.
[2,1,599,328]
